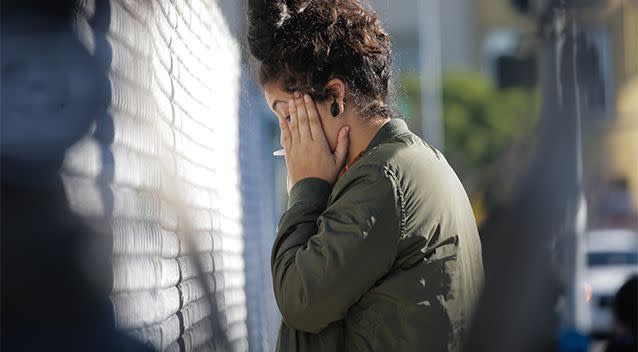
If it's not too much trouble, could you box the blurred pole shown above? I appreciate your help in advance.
[553,9,589,341]
[418,0,444,150]
[464,2,589,350]
[544,6,589,348]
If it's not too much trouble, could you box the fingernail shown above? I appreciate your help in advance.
[303,94,311,102]
[294,91,301,99]
[345,126,350,133]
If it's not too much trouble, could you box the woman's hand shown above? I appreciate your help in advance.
[278,91,350,189]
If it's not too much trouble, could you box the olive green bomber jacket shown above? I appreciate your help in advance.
[272,119,484,351]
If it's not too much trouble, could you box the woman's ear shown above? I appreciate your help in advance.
[324,78,346,104]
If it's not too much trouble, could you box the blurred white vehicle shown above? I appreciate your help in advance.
[585,229,638,336]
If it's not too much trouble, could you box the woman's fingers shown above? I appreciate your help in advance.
[277,114,292,152]
[288,98,300,144]
[333,126,350,167]
[278,94,350,186]
[304,94,324,142]
[294,91,312,141]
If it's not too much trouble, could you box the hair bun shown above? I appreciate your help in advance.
[247,0,288,62]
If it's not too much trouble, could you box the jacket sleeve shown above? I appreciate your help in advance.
[271,164,401,333]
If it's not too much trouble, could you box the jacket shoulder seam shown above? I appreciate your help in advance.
[379,165,406,240]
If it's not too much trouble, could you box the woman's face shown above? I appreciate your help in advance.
[263,82,342,152]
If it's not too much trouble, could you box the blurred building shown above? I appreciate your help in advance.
[381,0,477,70]
[369,0,475,72]
[601,2,638,222]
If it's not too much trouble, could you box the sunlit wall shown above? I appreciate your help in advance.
[59,1,247,350]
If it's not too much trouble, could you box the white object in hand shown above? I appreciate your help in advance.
[273,148,286,156]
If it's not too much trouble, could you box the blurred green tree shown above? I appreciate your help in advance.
[400,71,538,179]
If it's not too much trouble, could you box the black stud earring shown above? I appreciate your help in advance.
[331,99,340,117]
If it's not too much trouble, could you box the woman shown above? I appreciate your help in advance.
[247,0,484,351]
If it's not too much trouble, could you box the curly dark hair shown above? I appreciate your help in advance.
[247,0,394,119]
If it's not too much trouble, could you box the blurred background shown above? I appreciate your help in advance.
[1,0,637,351]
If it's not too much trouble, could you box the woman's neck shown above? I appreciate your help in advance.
[346,116,391,165]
